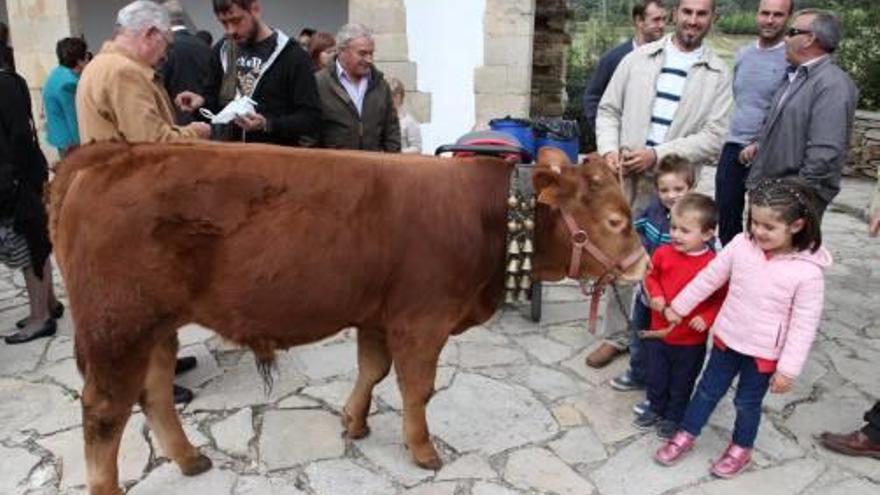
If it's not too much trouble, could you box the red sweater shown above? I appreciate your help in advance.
[644,245,726,346]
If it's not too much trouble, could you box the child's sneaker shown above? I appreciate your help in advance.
[710,443,752,478]
[633,409,660,429]
[655,430,695,466]
[656,419,677,439]
[632,399,650,415]
[611,371,645,391]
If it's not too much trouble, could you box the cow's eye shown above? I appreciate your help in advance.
[606,215,625,231]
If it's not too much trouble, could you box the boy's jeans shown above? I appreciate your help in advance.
[680,344,772,447]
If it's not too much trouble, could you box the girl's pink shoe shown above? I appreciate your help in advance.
[710,443,752,478]
[655,431,695,466]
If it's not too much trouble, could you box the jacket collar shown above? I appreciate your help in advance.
[328,56,383,90]
[642,33,725,72]
[99,40,155,80]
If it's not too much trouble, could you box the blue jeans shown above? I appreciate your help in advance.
[715,142,747,246]
[625,292,651,384]
[645,340,706,424]
[680,344,772,448]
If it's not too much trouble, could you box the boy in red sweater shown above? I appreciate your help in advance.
[635,193,726,438]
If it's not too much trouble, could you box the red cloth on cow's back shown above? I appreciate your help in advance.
[644,245,726,346]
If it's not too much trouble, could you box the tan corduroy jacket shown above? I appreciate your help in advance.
[76,41,202,143]
[595,34,733,168]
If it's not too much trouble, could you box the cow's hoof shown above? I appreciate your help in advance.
[180,453,213,476]
[342,407,370,439]
[345,425,371,439]
[415,455,443,471]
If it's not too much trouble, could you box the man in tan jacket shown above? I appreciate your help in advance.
[75,1,209,405]
[589,0,732,379]
[76,0,210,143]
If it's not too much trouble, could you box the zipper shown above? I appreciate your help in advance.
[774,324,782,348]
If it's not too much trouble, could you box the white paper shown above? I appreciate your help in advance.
[199,97,258,124]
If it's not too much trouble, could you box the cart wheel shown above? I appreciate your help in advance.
[529,282,542,322]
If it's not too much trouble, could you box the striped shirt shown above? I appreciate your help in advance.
[646,40,703,147]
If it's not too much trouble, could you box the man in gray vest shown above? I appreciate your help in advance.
[742,9,858,218]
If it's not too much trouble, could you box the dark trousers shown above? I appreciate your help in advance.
[863,401,880,443]
[644,340,706,424]
[681,345,771,447]
[626,292,651,384]
[715,142,747,246]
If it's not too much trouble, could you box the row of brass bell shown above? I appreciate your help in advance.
[505,274,532,289]
[507,217,535,233]
[506,256,532,273]
[507,239,534,255]
[508,195,537,210]
[504,288,532,303]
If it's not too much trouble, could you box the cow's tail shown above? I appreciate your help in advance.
[250,339,278,396]
[48,142,132,244]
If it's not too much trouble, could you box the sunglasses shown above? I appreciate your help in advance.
[786,27,812,37]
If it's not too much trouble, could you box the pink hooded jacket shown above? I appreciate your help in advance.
[670,233,832,378]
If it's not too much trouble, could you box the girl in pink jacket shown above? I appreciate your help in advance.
[654,178,831,478]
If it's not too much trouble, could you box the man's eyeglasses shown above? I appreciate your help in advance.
[786,27,812,38]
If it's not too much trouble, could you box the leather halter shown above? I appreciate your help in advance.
[556,206,646,334]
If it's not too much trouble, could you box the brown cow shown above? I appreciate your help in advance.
[49,142,646,495]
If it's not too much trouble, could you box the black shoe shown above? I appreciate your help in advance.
[16,301,65,329]
[173,384,194,405]
[656,419,677,439]
[175,356,198,375]
[5,319,57,345]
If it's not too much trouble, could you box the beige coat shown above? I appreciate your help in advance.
[77,41,202,143]
[595,34,733,168]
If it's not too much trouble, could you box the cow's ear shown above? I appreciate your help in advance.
[534,168,576,208]
[535,147,571,173]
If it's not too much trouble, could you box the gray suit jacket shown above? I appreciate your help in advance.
[747,56,858,206]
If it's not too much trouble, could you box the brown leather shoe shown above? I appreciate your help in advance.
[819,431,880,459]
[586,343,625,368]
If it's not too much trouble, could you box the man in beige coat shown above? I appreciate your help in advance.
[77,1,210,143]
[75,1,209,405]
[589,0,732,380]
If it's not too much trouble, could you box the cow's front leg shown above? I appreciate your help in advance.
[391,331,446,470]
[344,327,392,438]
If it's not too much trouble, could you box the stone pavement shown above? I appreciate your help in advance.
[0,169,878,495]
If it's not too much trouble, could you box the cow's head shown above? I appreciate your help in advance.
[531,148,647,283]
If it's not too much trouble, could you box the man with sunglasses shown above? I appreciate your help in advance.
[714,0,792,246]
[742,9,858,219]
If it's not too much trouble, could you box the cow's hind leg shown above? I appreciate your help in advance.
[344,328,392,438]
[139,334,212,476]
[390,328,446,470]
[82,362,144,495]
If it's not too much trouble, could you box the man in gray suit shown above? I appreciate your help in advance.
[742,8,858,218]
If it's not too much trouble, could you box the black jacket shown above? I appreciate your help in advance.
[581,40,634,143]
[0,70,51,277]
[205,32,321,146]
[161,29,212,125]
[314,60,401,152]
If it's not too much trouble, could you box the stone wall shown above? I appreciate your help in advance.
[849,110,880,179]
[348,0,430,124]
[529,0,571,118]
[474,0,535,127]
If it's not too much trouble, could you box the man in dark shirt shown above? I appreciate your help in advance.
[160,1,212,125]
[183,0,321,146]
[581,0,667,146]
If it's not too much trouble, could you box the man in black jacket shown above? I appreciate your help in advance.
[160,1,212,125]
[581,0,667,148]
[183,0,320,146]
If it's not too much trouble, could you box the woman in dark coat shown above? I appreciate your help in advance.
[0,68,63,344]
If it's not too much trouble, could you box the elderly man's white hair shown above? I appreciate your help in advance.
[336,23,374,50]
[116,0,171,35]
